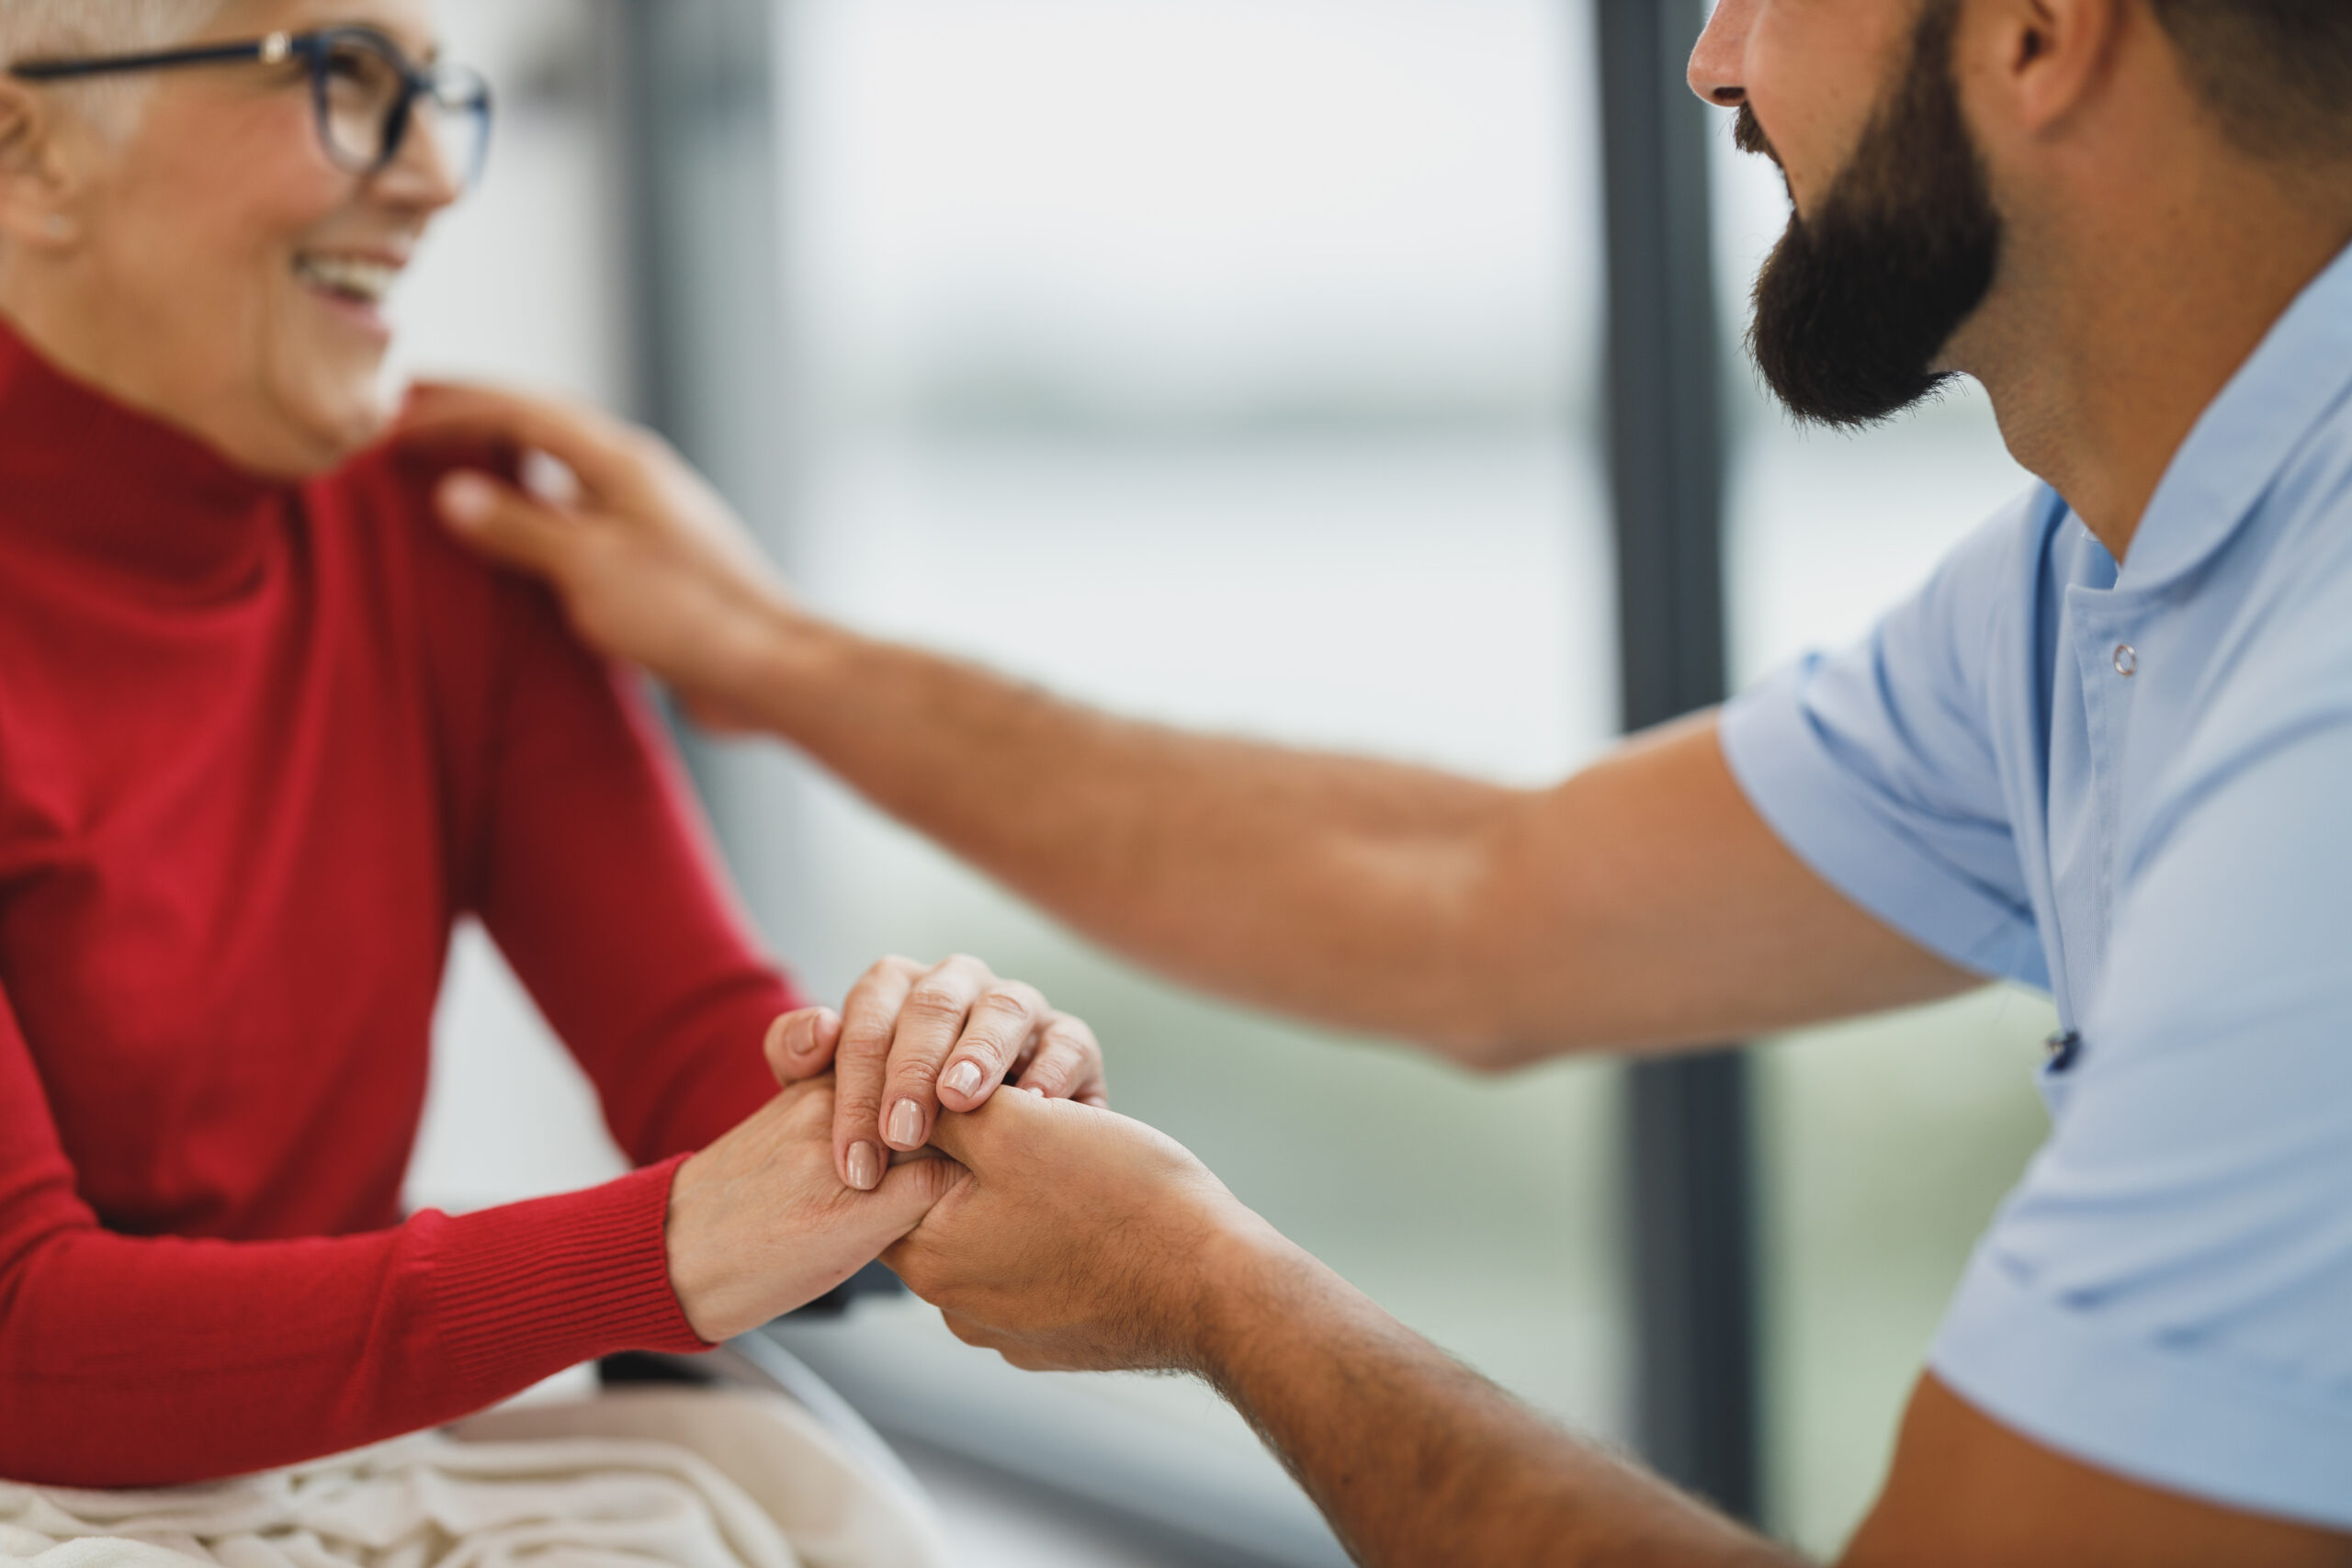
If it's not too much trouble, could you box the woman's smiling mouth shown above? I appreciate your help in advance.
[294,252,404,309]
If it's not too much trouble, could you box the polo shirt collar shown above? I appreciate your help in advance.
[2120,238,2352,592]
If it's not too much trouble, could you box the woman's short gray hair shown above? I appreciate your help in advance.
[1,1,226,137]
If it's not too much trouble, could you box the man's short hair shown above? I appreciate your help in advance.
[2150,0,2352,159]
[0,1,224,138]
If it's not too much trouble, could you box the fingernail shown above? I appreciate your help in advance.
[888,1099,924,1147]
[943,1060,984,1099]
[438,472,495,526]
[847,1142,882,1191]
[790,1014,829,1055]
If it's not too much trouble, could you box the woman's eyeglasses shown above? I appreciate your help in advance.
[8,28,493,192]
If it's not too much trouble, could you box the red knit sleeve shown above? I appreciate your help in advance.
[0,983,713,1488]
[467,577,798,1164]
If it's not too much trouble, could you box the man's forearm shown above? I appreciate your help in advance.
[1192,1228,1798,1568]
[747,613,1528,1051]
[741,612,1972,1063]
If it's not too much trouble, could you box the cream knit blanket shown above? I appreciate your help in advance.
[0,1390,946,1568]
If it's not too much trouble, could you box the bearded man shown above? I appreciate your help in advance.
[413,0,2352,1561]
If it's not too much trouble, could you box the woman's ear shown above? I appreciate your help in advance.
[0,78,87,250]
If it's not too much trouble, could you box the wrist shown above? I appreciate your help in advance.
[1182,1210,1321,1384]
[662,1148,733,1344]
[732,598,857,734]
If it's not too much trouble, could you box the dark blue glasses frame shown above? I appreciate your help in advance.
[8,27,493,189]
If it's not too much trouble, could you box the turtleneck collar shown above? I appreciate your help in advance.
[0,315,297,601]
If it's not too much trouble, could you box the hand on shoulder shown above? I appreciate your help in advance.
[399,381,817,732]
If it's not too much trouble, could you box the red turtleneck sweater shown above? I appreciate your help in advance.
[0,323,797,1485]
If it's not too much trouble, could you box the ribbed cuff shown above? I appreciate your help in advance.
[424,1157,713,1399]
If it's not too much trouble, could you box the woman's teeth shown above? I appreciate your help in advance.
[295,255,400,306]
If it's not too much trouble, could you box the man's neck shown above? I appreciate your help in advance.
[1958,153,2352,566]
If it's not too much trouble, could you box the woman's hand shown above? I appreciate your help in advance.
[764,956,1111,1192]
[664,1076,964,1343]
[400,383,808,731]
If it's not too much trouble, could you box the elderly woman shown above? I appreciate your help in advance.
[0,0,1101,1493]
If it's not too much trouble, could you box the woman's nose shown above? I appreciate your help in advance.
[376,108,467,213]
[1689,0,1758,108]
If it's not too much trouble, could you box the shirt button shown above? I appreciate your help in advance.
[2113,643,2138,677]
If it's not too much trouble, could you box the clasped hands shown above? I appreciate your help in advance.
[400,392,1307,1385]
[663,955,1290,1379]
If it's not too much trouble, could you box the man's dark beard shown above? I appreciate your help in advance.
[1746,0,2002,429]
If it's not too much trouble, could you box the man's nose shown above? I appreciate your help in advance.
[1688,0,1757,107]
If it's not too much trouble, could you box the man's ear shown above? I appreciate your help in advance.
[1963,0,2131,143]
[0,78,86,249]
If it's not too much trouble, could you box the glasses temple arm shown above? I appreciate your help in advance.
[8,35,285,85]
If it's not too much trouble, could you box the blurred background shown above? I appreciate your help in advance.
[396,2,2056,1561]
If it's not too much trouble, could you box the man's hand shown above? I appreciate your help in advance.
[399,383,804,730]
[772,955,1109,1193]
[663,1076,965,1343]
[888,1103,2352,1568]
[885,1089,1272,1375]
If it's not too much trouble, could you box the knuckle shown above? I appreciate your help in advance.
[959,997,1034,1050]
[832,1081,885,1118]
[938,953,995,984]
[989,981,1046,1017]
[953,1032,1012,1070]
[858,955,918,990]
[901,987,970,1025]
[1040,1049,1088,1087]
[838,1022,893,1059]
[889,1059,944,1096]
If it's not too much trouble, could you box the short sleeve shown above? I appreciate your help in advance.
[1719,499,2046,985]
[1930,604,2352,1529]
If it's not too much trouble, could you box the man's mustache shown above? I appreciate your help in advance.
[1735,102,1782,167]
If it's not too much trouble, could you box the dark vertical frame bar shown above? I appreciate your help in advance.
[1594,0,1760,1520]
[618,0,793,502]
[616,0,837,976]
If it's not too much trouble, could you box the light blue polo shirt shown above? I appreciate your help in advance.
[1722,241,2352,1529]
